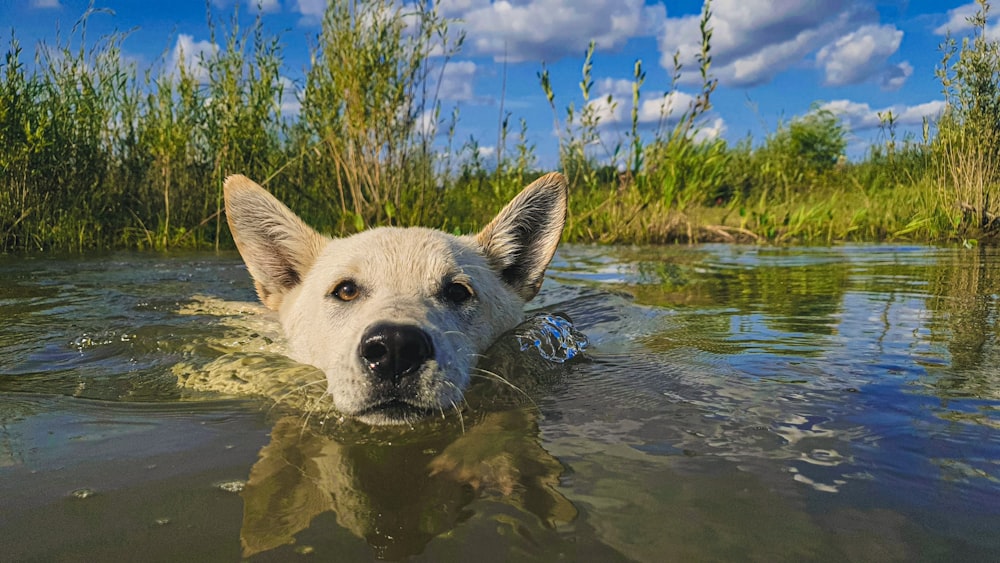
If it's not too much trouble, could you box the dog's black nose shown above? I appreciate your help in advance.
[359,323,434,382]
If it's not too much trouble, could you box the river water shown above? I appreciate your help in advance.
[1,245,998,561]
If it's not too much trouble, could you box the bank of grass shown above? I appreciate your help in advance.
[2,0,1000,252]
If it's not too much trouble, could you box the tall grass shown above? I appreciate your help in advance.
[935,0,1000,238]
[3,0,1000,252]
[292,0,457,232]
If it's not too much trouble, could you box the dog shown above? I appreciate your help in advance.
[223,173,568,425]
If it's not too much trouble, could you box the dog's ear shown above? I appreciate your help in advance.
[224,175,328,310]
[476,172,568,301]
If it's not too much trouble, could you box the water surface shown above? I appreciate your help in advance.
[1,245,998,561]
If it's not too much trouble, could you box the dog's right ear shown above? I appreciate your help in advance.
[224,175,328,310]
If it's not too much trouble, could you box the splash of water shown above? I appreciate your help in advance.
[513,313,589,363]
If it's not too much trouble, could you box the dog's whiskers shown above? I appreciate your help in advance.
[440,381,468,434]
[283,382,335,436]
[448,397,466,434]
[269,378,327,413]
[470,367,537,411]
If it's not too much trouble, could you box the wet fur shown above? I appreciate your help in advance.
[224,173,568,425]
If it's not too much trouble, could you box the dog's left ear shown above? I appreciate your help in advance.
[476,172,568,301]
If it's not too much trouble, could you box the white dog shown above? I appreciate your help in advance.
[223,173,568,425]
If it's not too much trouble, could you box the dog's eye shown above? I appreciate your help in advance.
[331,280,360,302]
[442,281,473,304]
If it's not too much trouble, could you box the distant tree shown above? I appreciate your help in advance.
[786,108,847,171]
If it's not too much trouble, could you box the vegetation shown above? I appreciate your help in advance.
[2,0,1000,253]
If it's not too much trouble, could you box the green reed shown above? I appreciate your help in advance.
[3,0,1000,252]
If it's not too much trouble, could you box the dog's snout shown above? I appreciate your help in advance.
[359,323,434,382]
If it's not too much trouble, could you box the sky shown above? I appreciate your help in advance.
[1,0,992,166]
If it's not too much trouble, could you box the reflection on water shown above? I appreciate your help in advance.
[240,410,575,560]
[1,246,1000,560]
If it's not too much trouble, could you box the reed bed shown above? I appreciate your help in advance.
[2,0,999,253]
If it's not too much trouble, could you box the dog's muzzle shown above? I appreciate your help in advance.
[359,322,434,383]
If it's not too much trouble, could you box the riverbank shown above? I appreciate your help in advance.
[2,1,999,252]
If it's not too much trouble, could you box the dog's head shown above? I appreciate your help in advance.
[224,174,567,425]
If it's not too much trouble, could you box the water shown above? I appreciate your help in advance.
[1,245,999,561]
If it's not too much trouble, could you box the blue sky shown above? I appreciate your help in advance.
[2,0,990,166]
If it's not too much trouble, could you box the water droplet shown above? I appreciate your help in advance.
[215,480,245,493]
[514,313,589,363]
[70,488,96,499]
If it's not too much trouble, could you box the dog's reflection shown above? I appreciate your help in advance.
[240,408,576,559]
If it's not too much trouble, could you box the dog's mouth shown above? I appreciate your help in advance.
[356,398,436,425]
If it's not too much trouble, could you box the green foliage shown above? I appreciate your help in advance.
[785,108,847,171]
[4,0,1000,251]
[293,0,459,232]
[648,137,730,211]
[934,0,1000,235]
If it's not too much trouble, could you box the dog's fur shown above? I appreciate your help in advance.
[224,173,567,425]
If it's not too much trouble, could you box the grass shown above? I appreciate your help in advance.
[2,0,1000,253]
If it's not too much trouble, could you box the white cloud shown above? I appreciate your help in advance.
[820,99,946,131]
[934,2,982,35]
[416,109,438,137]
[880,61,913,91]
[636,91,699,124]
[278,76,301,116]
[933,2,1000,41]
[590,79,699,126]
[168,35,218,83]
[585,95,621,125]
[692,117,726,143]
[895,101,948,124]
[595,77,633,99]
[436,61,477,101]
[441,0,665,62]
[658,0,868,87]
[816,24,911,90]
[293,0,326,24]
[584,80,720,146]
[656,1,909,89]
[249,0,281,14]
[29,0,61,7]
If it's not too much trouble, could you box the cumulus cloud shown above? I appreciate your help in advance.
[657,0,911,89]
[589,78,701,126]
[477,145,497,159]
[278,76,301,116]
[934,3,983,35]
[816,24,911,90]
[168,35,218,83]
[934,2,1000,40]
[658,0,862,87]
[879,61,913,91]
[820,99,946,131]
[436,61,477,101]
[249,0,281,14]
[439,0,665,62]
[583,78,721,144]
[293,0,326,24]
[415,109,439,137]
[692,117,726,143]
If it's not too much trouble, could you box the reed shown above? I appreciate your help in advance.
[934,0,1000,240]
[3,0,1000,252]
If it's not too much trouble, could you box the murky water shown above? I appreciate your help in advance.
[1,245,999,561]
